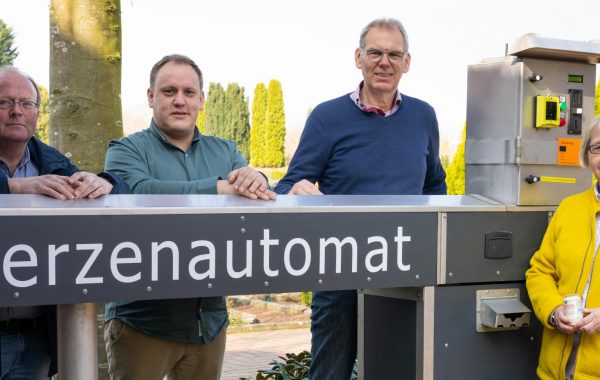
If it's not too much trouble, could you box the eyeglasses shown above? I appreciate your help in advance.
[588,144,600,154]
[362,48,408,64]
[0,98,39,111]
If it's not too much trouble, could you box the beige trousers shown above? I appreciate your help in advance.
[104,318,226,380]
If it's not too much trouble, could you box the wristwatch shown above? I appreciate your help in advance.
[549,311,558,327]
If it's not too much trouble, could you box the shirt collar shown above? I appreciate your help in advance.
[595,181,600,202]
[0,146,33,178]
[149,119,201,150]
[350,81,402,117]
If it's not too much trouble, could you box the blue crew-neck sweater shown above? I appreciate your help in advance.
[275,93,447,195]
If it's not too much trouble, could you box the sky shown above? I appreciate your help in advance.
[3,0,600,150]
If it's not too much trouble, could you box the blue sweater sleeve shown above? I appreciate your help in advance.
[422,109,447,195]
[274,111,332,194]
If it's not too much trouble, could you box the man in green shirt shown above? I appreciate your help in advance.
[104,54,275,380]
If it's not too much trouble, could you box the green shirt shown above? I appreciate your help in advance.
[105,120,246,194]
[104,120,246,344]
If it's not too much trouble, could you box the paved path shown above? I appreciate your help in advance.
[222,328,311,380]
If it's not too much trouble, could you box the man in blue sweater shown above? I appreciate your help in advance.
[0,67,128,379]
[274,18,447,379]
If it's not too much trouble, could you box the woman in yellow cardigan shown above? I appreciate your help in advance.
[526,116,600,380]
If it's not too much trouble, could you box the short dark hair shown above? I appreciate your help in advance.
[149,54,203,91]
[0,66,41,104]
[359,18,409,51]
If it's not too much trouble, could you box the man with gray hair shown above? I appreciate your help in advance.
[0,66,128,379]
[275,18,446,379]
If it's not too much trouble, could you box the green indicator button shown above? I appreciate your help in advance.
[560,102,567,111]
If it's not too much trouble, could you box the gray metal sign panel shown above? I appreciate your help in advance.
[0,205,444,306]
[433,284,541,380]
[359,283,542,380]
[444,211,548,284]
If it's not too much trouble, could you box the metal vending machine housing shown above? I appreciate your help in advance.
[466,34,600,205]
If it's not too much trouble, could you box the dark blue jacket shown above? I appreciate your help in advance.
[0,136,129,194]
[0,136,129,376]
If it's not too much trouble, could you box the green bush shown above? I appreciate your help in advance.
[299,292,312,307]
[446,125,465,195]
[242,352,358,380]
[255,351,311,380]
[270,169,287,181]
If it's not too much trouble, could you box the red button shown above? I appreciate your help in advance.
[560,118,567,126]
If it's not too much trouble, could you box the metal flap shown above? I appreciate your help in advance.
[482,297,531,314]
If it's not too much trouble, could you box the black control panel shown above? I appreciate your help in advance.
[568,89,583,135]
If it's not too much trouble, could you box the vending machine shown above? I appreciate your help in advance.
[466,34,600,205]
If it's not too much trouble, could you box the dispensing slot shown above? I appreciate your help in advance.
[476,288,532,332]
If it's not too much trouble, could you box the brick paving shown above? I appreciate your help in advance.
[222,327,311,380]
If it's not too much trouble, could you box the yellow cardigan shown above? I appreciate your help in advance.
[526,186,600,380]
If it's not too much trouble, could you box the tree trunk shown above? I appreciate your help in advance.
[49,0,122,173]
